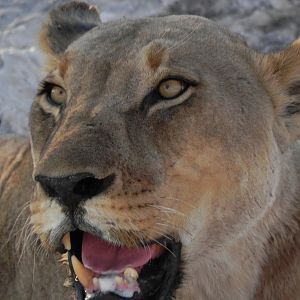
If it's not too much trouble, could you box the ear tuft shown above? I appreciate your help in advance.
[40,1,101,60]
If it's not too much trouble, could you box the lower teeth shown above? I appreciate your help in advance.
[86,267,140,299]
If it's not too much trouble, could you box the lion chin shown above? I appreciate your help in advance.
[1,1,300,300]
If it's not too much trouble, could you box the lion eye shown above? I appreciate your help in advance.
[49,86,67,105]
[158,79,187,99]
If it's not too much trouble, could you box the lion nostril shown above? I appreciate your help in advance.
[73,175,115,198]
[42,182,59,198]
[35,175,61,198]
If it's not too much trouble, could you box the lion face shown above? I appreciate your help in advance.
[29,2,300,300]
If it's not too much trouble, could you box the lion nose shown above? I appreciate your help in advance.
[35,173,115,209]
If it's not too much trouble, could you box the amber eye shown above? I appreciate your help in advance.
[48,85,66,106]
[158,79,187,99]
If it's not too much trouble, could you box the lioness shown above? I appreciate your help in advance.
[1,1,300,299]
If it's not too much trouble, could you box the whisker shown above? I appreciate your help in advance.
[147,204,187,218]
[31,252,36,291]
[18,231,32,263]
[156,222,193,237]
[1,201,30,251]
[166,20,201,52]
[121,212,154,254]
[152,237,176,257]
[16,216,32,249]
[158,195,197,209]
[149,228,172,242]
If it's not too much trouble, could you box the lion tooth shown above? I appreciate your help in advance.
[71,255,94,289]
[124,267,139,282]
[115,275,124,285]
[62,233,71,250]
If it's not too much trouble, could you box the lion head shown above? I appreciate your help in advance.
[29,2,300,299]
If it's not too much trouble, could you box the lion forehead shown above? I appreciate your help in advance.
[65,15,247,73]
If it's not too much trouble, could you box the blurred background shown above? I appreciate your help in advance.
[0,0,300,135]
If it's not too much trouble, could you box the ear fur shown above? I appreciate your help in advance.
[256,38,300,142]
[39,1,101,66]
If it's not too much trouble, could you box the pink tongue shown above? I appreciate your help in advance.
[82,232,164,274]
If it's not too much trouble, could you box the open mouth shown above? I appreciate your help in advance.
[62,230,182,300]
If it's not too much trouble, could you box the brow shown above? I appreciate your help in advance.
[142,41,169,71]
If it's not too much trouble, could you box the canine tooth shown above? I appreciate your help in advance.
[124,267,139,282]
[71,255,93,288]
[62,233,71,250]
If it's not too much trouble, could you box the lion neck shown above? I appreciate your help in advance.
[176,143,300,300]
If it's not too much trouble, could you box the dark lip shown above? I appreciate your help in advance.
[54,214,98,252]
[67,230,183,300]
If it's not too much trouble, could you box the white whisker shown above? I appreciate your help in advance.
[156,222,192,237]
[1,201,30,251]
[151,237,176,257]
[147,204,187,217]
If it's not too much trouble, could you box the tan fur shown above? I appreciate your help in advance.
[142,41,169,70]
[1,2,300,299]
[0,137,72,299]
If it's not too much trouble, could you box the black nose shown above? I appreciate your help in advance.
[35,173,115,210]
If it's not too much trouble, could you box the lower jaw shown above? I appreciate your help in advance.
[64,230,183,300]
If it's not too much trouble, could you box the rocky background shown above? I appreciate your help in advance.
[1,0,300,135]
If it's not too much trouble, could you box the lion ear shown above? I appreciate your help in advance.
[258,38,300,142]
[39,1,101,64]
